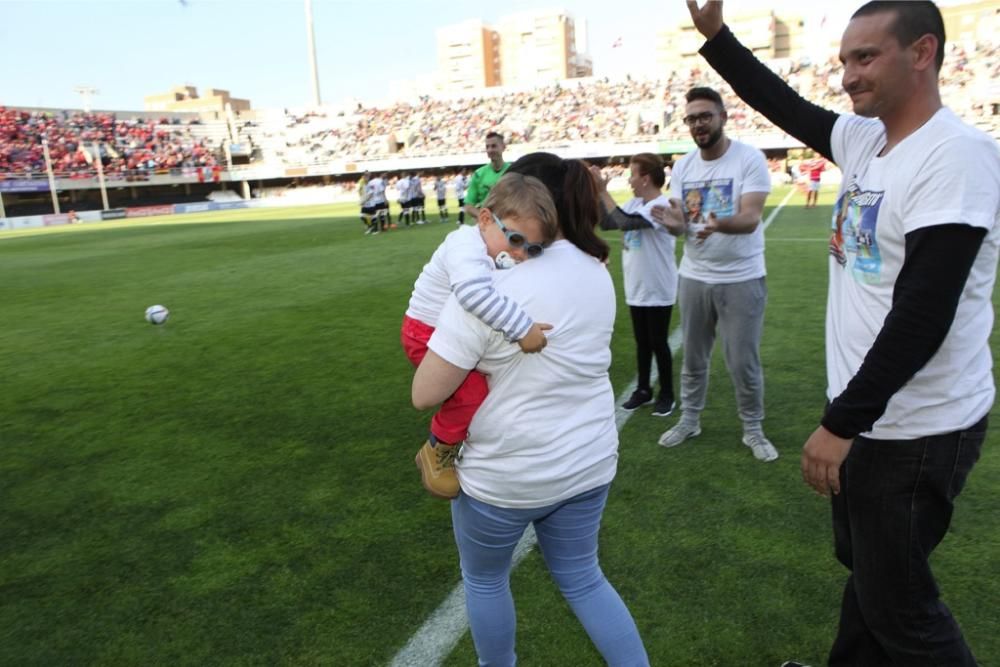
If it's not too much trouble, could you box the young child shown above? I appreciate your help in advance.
[402,173,558,499]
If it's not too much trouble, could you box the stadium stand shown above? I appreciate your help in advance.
[1,39,996,210]
[0,107,225,180]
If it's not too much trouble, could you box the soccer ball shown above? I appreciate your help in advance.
[145,305,169,325]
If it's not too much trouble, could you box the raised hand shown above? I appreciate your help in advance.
[686,1,724,40]
[588,164,610,192]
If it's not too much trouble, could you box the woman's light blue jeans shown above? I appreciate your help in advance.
[451,483,649,667]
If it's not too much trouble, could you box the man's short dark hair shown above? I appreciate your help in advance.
[685,87,725,111]
[852,1,945,72]
[485,131,504,143]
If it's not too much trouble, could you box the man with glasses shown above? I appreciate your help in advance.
[653,86,777,463]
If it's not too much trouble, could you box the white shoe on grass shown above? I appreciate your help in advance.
[743,431,779,462]
[658,422,701,448]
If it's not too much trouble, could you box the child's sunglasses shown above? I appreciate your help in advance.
[493,213,545,258]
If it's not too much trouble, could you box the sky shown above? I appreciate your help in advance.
[1,0,879,112]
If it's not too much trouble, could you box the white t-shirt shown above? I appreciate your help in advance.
[409,177,424,200]
[671,140,771,284]
[428,240,619,509]
[454,175,467,199]
[405,225,534,341]
[406,226,492,327]
[619,194,678,307]
[396,176,410,201]
[435,180,447,199]
[365,178,387,205]
[827,108,1000,439]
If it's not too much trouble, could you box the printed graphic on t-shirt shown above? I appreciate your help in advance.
[830,183,884,284]
[623,229,642,250]
[682,179,733,238]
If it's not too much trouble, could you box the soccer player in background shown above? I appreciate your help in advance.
[365,173,390,234]
[454,169,469,225]
[805,156,826,208]
[358,171,376,234]
[396,173,412,227]
[434,174,448,222]
[409,171,427,224]
[464,132,510,220]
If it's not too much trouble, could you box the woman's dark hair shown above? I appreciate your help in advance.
[507,152,609,262]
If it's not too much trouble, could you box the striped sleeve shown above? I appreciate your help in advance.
[453,276,534,342]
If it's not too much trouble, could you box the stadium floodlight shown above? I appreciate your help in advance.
[304,0,322,107]
[93,142,110,211]
[73,86,99,113]
[41,139,60,214]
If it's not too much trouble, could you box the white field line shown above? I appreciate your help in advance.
[763,187,796,231]
[390,191,791,666]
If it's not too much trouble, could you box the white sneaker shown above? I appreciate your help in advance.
[658,422,701,448]
[742,431,779,462]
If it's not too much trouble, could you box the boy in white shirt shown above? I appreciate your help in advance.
[402,173,557,498]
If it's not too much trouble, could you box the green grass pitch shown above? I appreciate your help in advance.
[2,191,998,666]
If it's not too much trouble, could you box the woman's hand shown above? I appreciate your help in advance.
[588,165,610,193]
[651,199,687,236]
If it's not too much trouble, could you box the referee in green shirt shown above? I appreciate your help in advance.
[463,131,510,221]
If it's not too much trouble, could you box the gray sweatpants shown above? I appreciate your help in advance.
[678,275,767,427]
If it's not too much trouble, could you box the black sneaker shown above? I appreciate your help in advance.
[780,662,812,667]
[651,397,676,417]
[622,388,653,411]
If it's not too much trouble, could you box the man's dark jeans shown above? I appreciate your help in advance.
[829,416,986,667]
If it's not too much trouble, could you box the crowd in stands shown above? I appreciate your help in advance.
[2,38,997,178]
[0,107,223,179]
[271,38,999,165]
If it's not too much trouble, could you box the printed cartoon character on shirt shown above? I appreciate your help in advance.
[831,183,885,284]
[681,180,733,241]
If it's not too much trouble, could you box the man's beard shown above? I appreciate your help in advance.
[694,126,724,149]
